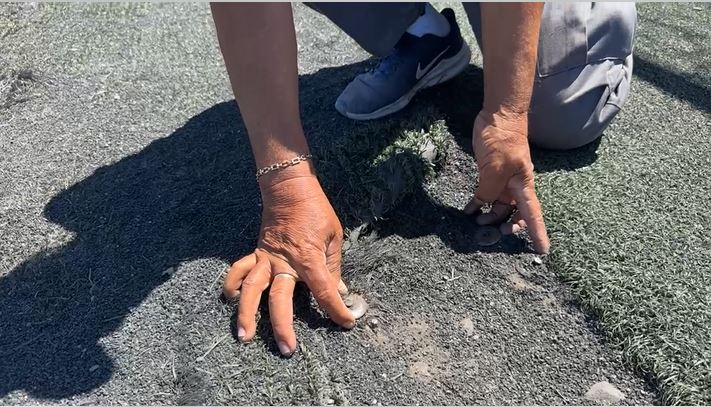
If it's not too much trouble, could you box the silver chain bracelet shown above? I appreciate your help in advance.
[255,154,313,180]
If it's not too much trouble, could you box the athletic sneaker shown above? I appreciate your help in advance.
[335,8,471,121]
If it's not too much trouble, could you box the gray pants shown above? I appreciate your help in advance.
[311,3,637,150]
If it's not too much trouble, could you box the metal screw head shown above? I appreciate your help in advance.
[475,226,501,247]
[343,293,369,319]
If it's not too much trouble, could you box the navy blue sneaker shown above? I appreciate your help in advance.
[335,8,471,120]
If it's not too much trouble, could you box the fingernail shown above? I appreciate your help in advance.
[277,341,293,356]
[237,327,246,341]
[344,320,356,330]
[337,279,349,296]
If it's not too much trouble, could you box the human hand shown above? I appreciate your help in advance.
[223,174,354,357]
[464,110,550,254]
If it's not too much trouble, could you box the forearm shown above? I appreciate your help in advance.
[211,3,312,183]
[480,3,543,125]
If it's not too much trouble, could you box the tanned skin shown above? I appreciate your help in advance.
[212,3,548,357]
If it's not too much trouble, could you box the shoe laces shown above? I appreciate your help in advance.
[368,49,404,77]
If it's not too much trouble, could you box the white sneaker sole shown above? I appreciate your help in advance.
[337,43,472,121]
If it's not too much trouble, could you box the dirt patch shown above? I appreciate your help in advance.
[370,316,450,384]
[506,272,538,292]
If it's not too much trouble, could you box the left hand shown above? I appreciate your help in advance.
[464,110,550,254]
[223,174,354,357]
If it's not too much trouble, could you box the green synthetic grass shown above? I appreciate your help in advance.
[537,132,711,404]
[315,108,450,224]
[535,4,711,404]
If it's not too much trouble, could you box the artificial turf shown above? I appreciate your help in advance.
[0,2,708,405]
[534,3,710,404]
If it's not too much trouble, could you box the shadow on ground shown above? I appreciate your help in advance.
[0,60,603,399]
[633,54,711,114]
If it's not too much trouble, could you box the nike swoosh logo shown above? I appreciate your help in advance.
[415,46,451,80]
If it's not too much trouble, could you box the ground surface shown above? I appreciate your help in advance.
[0,3,707,406]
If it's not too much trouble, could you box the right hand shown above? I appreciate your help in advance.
[463,110,550,254]
[223,173,354,357]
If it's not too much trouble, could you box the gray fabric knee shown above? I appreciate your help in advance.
[528,56,633,150]
[528,2,636,150]
[306,3,424,57]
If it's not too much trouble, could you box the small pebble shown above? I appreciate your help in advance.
[420,140,438,162]
[459,318,475,336]
[325,398,335,405]
[370,399,378,406]
[162,266,176,276]
[475,226,501,246]
[532,256,543,265]
[368,318,380,328]
[585,381,625,403]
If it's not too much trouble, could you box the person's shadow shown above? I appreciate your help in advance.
[0,60,601,399]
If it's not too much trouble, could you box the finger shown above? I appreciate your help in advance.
[326,236,350,297]
[237,258,271,343]
[269,274,297,357]
[325,235,343,280]
[509,176,550,254]
[474,163,508,205]
[476,201,514,225]
[500,212,527,235]
[337,279,349,297]
[297,254,355,329]
[463,181,510,215]
[463,195,486,215]
[223,253,257,299]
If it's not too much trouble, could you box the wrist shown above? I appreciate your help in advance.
[258,158,316,189]
[477,107,528,137]
[257,160,320,208]
[248,127,315,190]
